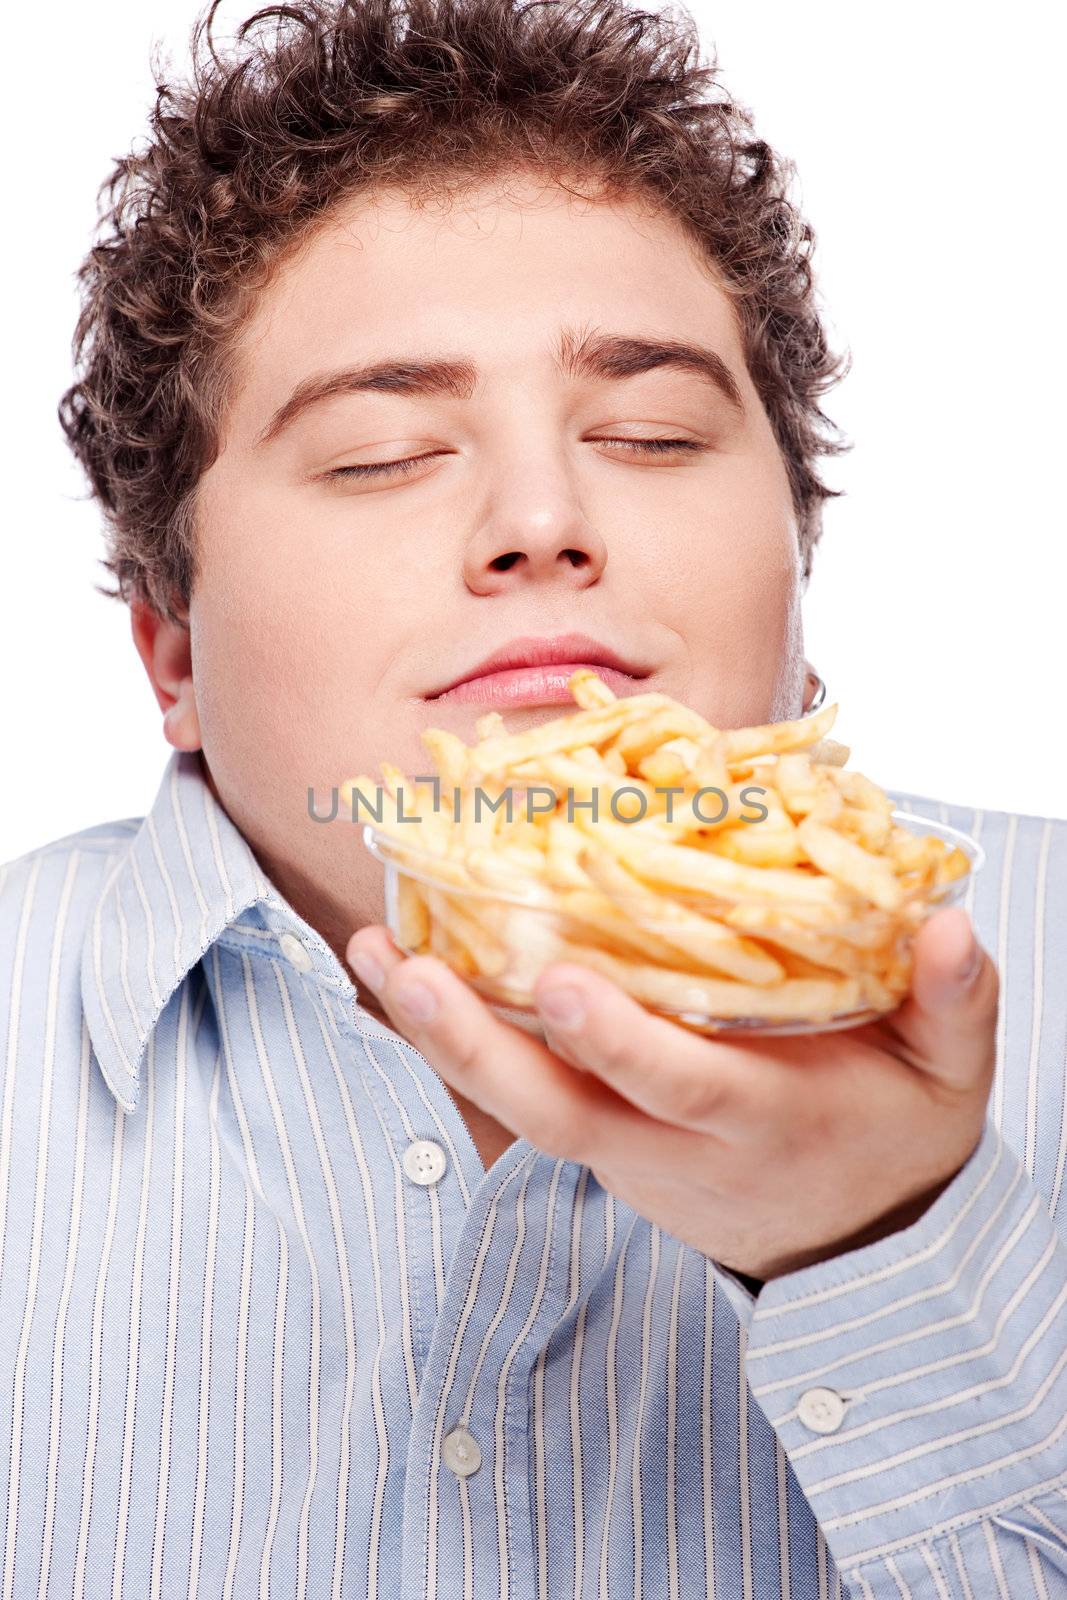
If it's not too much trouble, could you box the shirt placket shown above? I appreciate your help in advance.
[402,1143,580,1600]
[328,989,581,1600]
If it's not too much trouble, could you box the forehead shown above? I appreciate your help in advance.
[226,174,744,433]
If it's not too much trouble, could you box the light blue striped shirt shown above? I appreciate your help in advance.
[1,747,1065,1599]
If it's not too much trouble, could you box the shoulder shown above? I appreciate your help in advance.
[2,813,143,872]
[1,814,142,924]
[0,817,148,1354]
[0,814,144,1056]
[1,814,142,905]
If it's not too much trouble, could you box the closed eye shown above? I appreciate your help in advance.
[326,437,705,481]
[594,437,704,458]
[327,453,445,481]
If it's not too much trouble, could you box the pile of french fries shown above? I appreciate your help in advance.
[342,671,972,1031]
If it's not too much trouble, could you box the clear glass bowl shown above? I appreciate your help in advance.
[361,811,985,1037]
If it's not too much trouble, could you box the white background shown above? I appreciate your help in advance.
[3,1,1063,864]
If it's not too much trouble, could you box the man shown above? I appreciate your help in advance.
[2,0,1065,1594]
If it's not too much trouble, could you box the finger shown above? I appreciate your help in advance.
[346,940,694,1168]
[531,961,775,1132]
[347,924,408,992]
[885,906,998,1090]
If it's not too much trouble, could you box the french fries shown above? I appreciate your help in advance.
[346,670,975,1031]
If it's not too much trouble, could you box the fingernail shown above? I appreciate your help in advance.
[394,980,439,1023]
[958,939,983,988]
[349,949,384,991]
[537,986,586,1031]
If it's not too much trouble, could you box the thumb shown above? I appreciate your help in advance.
[893,905,998,1090]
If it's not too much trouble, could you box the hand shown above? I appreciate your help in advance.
[346,906,998,1281]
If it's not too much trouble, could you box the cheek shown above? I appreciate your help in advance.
[190,585,323,808]
[191,480,420,751]
[637,462,801,721]
[188,502,458,890]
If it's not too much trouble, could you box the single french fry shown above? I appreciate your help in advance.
[569,667,618,709]
[797,816,904,913]
[572,810,855,906]
[475,711,507,741]
[637,736,704,785]
[690,734,732,793]
[773,947,849,982]
[721,700,838,763]
[511,753,659,820]
[540,937,864,1021]
[420,728,469,791]
[468,692,673,780]
[707,820,804,868]
[808,781,846,825]
[455,779,513,855]
[343,777,450,860]
[426,892,477,975]
[394,876,431,951]
[379,761,411,800]
[767,753,824,818]
[741,924,882,978]
[722,897,897,950]
[607,705,719,768]
[824,766,894,818]
[835,805,894,852]
[807,737,850,767]
[936,846,971,885]
[425,887,510,977]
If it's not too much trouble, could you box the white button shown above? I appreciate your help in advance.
[797,1387,847,1434]
[278,932,314,971]
[403,1139,448,1186]
[442,1425,482,1476]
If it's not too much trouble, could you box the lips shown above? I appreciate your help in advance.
[426,633,651,702]
[428,630,646,694]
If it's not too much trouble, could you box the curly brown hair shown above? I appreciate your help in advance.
[59,0,849,624]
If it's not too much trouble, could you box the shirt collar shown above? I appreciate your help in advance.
[80,747,365,1111]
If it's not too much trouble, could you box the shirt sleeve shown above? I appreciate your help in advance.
[708,1117,1067,1596]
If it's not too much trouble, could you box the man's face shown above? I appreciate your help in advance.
[190,173,805,943]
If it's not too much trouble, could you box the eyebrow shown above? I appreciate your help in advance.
[255,325,745,446]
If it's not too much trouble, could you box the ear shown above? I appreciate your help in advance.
[130,597,202,753]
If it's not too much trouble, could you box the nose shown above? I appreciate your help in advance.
[462,469,608,596]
